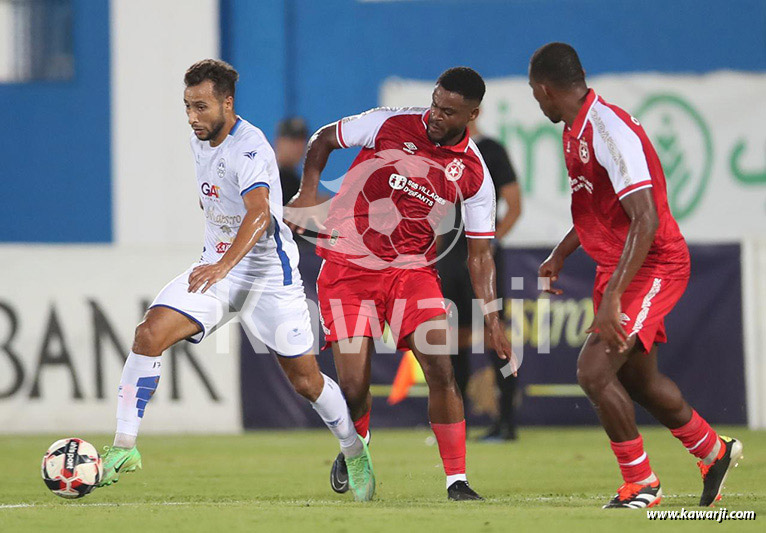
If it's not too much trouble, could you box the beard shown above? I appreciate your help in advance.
[198,109,227,141]
[427,124,465,145]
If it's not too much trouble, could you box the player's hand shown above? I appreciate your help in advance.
[586,292,629,354]
[487,318,519,377]
[538,252,565,295]
[188,262,230,294]
[284,191,325,235]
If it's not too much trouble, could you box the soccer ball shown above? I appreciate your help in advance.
[41,438,103,499]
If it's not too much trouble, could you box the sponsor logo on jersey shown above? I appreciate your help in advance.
[201,182,221,198]
[579,139,590,164]
[389,173,407,190]
[619,313,630,325]
[402,142,418,154]
[445,158,465,181]
[215,241,232,253]
[389,174,446,207]
[204,207,242,226]
[217,158,226,178]
[569,175,594,194]
[243,150,258,160]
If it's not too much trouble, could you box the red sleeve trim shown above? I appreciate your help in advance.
[336,120,347,149]
[465,231,495,238]
[618,180,652,200]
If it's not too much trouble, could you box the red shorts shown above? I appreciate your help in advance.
[593,272,688,353]
[317,261,448,350]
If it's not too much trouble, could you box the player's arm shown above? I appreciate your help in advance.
[188,187,271,293]
[538,226,580,295]
[284,125,341,234]
[466,237,514,367]
[496,182,521,239]
[587,189,658,352]
[286,108,395,233]
[462,158,516,369]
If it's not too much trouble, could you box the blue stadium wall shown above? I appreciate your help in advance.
[0,0,111,243]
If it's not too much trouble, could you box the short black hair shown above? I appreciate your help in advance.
[436,67,486,103]
[529,42,585,88]
[184,59,239,99]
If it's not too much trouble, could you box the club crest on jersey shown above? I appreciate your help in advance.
[217,158,226,178]
[445,158,465,181]
[402,142,418,154]
[579,139,590,164]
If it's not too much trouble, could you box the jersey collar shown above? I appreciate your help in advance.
[228,116,242,136]
[422,110,470,153]
[569,89,597,139]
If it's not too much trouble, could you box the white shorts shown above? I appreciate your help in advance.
[150,263,314,356]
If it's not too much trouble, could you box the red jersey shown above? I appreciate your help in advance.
[316,107,496,270]
[563,89,690,279]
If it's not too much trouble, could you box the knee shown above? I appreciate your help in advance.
[576,364,610,398]
[290,372,323,402]
[133,320,164,355]
[339,379,369,410]
[421,358,457,392]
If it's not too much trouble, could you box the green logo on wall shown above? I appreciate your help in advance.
[635,94,713,220]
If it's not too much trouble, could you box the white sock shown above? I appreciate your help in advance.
[637,472,658,485]
[310,374,362,457]
[114,351,162,446]
[446,473,467,489]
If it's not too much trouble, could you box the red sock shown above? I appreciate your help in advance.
[431,420,466,475]
[670,410,720,460]
[353,409,370,440]
[610,435,654,483]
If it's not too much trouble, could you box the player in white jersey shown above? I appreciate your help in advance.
[98,60,375,501]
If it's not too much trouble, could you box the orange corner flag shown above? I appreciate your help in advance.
[388,350,426,405]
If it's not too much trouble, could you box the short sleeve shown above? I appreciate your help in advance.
[590,107,653,200]
[336,107,414,149]
[462,155,496,239]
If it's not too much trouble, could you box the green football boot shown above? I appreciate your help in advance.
[345,437,375,502]
[98,446,142,487]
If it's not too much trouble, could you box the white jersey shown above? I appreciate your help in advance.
[190,117,300,285]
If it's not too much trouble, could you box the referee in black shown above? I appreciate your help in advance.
[436,115,522,441]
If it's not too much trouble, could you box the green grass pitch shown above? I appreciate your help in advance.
[1,427,763,532]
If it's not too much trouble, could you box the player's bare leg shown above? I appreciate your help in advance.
[617,345,743,506]
[616,345,691,429]
[332,338,374,432]
[329,337,376,500]
[408,316,482,501]
[577,334,661,508]
[276,352,325,401]
[100,306,200,487]
[576,333,636,442]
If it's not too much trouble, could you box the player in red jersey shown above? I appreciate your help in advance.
[529,43,742,509]
[287,67,514,500]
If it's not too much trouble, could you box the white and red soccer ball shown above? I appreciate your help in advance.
[41,438,103,499]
